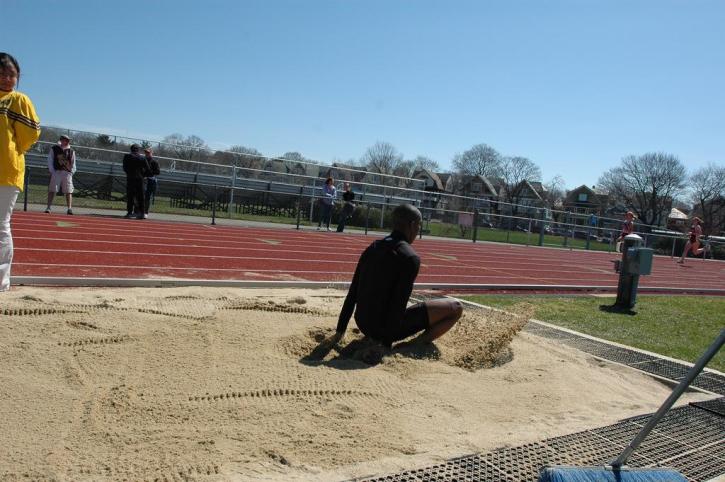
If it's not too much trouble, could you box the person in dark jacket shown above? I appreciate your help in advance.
[122,144,150,219]
[336,182,355,232]
[331,204,462,350]
[143,148,160,217]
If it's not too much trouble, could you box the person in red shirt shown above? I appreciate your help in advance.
[678,217,705,264]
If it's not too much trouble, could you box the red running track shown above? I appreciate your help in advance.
[9,211,725,291]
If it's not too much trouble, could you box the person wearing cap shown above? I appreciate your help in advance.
[122,144,150,219]
[678,216,706,264]
[44,134,76,214]
[1,52,41,291]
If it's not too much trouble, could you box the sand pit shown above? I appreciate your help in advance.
[0,287,712,481]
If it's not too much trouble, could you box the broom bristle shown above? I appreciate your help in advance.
[538,465,688,482]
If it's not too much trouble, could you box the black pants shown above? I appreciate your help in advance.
[336,202,355,232]
[144,178,158,214]
[126,178,145,216]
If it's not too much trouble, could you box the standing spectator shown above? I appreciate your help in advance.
[336,182,355,232]
[123,144,150,219]
[0,53,41,291]
[143,148,160,217]
[678,217,706,264]
[317,177,336,231]
[44,134,76,214]
[588,213,598,228]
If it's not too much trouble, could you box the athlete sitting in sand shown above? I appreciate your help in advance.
[328,203,462,350]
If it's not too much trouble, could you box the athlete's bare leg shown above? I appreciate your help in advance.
[413,298,463,343]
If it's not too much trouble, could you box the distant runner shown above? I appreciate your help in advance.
[678,217,706,264]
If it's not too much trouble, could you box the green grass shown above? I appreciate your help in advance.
[460,294,725,372]
[426,221,612,251]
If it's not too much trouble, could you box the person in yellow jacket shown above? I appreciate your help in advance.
[1,53,41,291]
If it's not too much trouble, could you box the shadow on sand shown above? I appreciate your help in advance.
[300,336,441,370]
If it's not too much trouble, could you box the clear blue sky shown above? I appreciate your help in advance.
[4,0,724,189]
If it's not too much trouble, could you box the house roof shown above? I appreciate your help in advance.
[412,168,444,191]
[522,180,543,200]
[565,184,609,203]
[437,172,452,184]
[668,208,688,220]
[458,174,498,197]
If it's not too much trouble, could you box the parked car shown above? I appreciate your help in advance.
[572,230,598,240]
[531,224,553,235]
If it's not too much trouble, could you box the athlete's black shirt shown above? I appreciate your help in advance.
[336,230,420,342]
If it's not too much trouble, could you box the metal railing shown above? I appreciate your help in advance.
[27,128,725,260]
[21,156,724,261]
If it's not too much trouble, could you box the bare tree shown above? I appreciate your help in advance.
[361,141,403,185]
[394,159,417,179]
[96,134,116,148]
[690,163,725,235]
[228,145,264,174]
[279,151,306,162]
[393,156,441,188]
[452,143,502,178]
[499,156,542,215]
[277,151,309,175]
[598,152,686,226]
[542,175,566,210]
[161,133,209,161]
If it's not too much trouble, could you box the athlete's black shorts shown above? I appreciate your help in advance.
[358,302,430,347]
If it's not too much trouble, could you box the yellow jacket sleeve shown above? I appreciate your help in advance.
[12,92,41,154]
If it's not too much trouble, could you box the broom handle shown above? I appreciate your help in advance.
[611,328,725,468]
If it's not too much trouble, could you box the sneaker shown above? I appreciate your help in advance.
[136,215,145,220]
[677,259,685,264]
[326,227,331,231]
[143,214,148,219]
[66,209,73,215]
[44,208,51,213]
[124,213,134,219]
[317,226,321,231]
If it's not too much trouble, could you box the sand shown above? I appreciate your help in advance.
[0,287,712,482]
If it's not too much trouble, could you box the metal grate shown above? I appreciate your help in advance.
[358,405,725,482]
[561,337,620,355]
[541,431,623,466]
[659,445,725,482]
[690,373,725,396]
[621,358,691,380]
[481,443,571,481]
[353,455,504,481]
[690,397,725,417]
[526,326,579,341]
[625,406,725,448]
[592,347,659,366]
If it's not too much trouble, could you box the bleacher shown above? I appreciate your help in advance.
[24,151,421,215]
